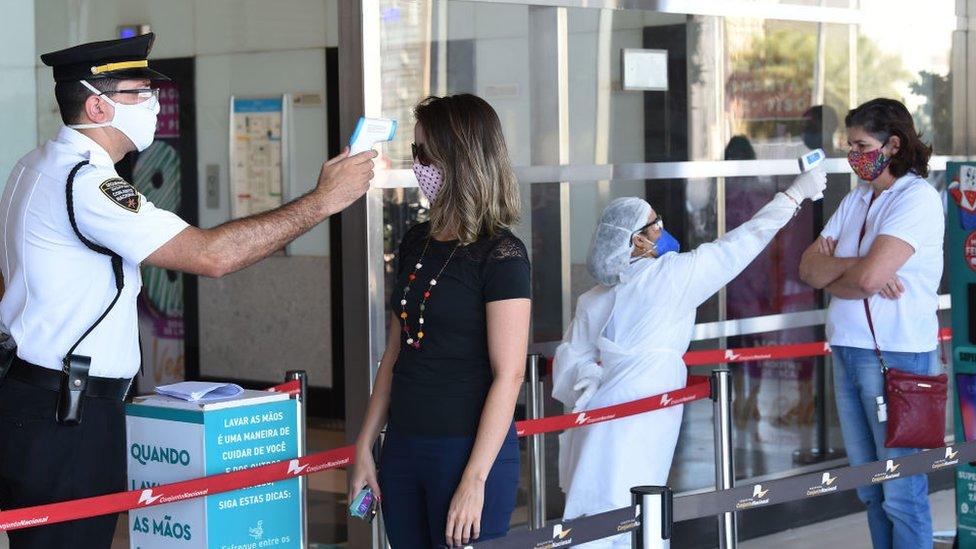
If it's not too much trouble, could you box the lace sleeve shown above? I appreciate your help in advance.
[487,233,529,263]
[483,233,531,302]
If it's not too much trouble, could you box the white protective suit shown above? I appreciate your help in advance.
[553,192,802,548]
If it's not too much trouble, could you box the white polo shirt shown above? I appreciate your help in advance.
[822,172,944,353]
[0,127,189,378]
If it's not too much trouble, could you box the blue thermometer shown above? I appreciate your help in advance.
[798,148,826,201]
[349,117,397,155]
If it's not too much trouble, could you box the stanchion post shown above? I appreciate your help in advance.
[526,354,547,530]
[711,367,737,549]
[631,486,672,549]
[286,370,309,549]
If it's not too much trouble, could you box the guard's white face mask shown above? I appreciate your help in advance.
[69,80,159,152]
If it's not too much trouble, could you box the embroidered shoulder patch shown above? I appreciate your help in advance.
[99,178,141,213]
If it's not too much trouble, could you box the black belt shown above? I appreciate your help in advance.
[9,358,132,401]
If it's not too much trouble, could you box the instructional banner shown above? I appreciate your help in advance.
[126,392,301,548]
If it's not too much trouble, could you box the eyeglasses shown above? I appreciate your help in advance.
[631,216,663,246]
[639,216,664,233]
[102,88,160,104]
[411,142,431,166]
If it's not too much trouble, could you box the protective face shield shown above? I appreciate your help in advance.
[587,197,652,287]
[69,80,160,152]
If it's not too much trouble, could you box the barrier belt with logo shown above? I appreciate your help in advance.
[538,327,953,370]
[0,377,706,531]
[516,375,712,437]
[673,439,976,522]
[0,444,355,532]
[463,440,975,547]
[468,506,639,548]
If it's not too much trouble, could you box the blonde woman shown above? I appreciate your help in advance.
[348,94,531,548]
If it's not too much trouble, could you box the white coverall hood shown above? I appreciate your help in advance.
[586,197,652,287]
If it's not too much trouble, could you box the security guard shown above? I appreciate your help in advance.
[0,33,375,548]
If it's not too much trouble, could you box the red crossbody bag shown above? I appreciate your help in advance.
[858,194,947,449]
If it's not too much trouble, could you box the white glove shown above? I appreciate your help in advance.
[571,361,602,412]
[572,377,600,413]
[785,166,827,203]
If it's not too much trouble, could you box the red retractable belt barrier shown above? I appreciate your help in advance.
[267,379,301,396]
[515,375,712,437]
[683,341,830,366]
[0,372,716,531]
[0,445,355,531]
[0,324,955,532]
[684,327,952,366]
[546,328,953,373]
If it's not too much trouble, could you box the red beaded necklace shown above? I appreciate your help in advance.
[399,237,461,349]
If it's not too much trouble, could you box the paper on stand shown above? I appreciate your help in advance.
[155,381,244,402]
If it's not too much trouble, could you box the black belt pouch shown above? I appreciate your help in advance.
[57,354,91,425]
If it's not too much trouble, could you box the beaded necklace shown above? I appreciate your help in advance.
[399,238,461,349]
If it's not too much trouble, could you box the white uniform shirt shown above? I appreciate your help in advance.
[822,173,944,353]
[0,127,188,377]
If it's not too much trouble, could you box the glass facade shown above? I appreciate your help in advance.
[369,0,966,517]
[0,0,970,546]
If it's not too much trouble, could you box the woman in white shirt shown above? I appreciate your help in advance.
[799,98,943,549]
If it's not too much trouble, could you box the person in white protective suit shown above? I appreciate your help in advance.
[552,167,827,548]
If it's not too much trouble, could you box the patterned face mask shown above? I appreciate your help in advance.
[848,144,891,181]
[413,162,445,203]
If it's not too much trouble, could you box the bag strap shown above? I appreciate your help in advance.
[63,160,125,366]
[858,193,888,374]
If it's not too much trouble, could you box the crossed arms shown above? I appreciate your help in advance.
[799,235,914,300]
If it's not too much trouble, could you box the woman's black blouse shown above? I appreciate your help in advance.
[387,222,531,437]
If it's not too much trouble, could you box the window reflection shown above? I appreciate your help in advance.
[375,0,964,507]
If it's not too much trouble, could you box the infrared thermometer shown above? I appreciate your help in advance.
[349,117,397,155]
[798,148,826,201]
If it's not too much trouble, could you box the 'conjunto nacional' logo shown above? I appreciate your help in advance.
[138,489,163,506]
[575,413,588,425]
[736,484,771,509]
[615,505,641,533]
[806,472,838,497]
[872,460,902,483]
[529,524,573,548]
[933,446,960,470]
[287,459,308,476]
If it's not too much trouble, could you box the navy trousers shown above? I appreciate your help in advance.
[379,426,519,548]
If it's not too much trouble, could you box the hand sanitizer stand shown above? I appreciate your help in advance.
[126,390,302,548]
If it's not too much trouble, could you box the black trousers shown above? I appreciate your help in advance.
[0,378,125,548]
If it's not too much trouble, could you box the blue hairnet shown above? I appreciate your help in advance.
[586,197,652,286]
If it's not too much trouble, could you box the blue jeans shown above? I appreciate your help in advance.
[832,346,939,549]
[379,426,519,548]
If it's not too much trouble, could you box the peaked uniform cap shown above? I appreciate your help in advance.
[40,32,169,83]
